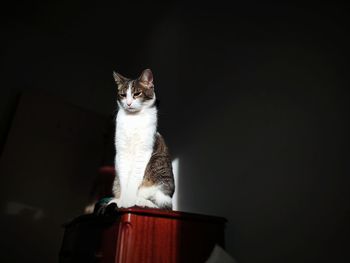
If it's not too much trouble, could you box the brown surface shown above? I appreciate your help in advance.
[60,207,227,263]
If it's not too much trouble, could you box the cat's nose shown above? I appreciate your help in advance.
[127,102,132,106]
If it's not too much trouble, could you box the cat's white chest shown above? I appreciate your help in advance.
[114,107,157,207]
[115,108,157,153]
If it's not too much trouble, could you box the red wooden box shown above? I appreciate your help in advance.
[59,207,226,263]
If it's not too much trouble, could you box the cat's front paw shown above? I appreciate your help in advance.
[136,197,158,209]
[118,199,136,208]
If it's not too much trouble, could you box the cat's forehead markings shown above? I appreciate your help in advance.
[129,80,140,93]
[120,80,131,92]
[128,81,133,89]
[120,81,128,91]
[127,82,132,97]
[129,80,136,93]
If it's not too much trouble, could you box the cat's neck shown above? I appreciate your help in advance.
[115,104,158,149]
[116,105,158,132]
[117,105,157,117]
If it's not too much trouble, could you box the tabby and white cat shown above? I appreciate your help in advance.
[109,69,174,210]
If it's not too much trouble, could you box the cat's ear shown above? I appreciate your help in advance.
[138,69,154,89]
[113,71,127,88]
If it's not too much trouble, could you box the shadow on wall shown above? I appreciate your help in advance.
[0,91,114,263]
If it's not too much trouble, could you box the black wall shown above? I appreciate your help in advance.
[0,2,349,263]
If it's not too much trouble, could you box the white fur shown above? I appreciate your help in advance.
[171,158,179,210]
[112,90,157,208]
[154,191,173,208]
[126,83,133,106]
[137,185,173,208]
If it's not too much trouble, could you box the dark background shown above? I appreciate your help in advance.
[0,1,349,263]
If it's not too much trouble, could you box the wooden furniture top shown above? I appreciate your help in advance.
[64,206,227,226]
[118,207,226,222]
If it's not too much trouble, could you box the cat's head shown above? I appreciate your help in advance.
[113,69,156,113]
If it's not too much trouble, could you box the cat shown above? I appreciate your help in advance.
[108,69,175,210]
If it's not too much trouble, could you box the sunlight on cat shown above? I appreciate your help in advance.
[172,157,179,211]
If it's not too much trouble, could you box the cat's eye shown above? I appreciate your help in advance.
[119,93,126,97]
[133,92,142,97]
